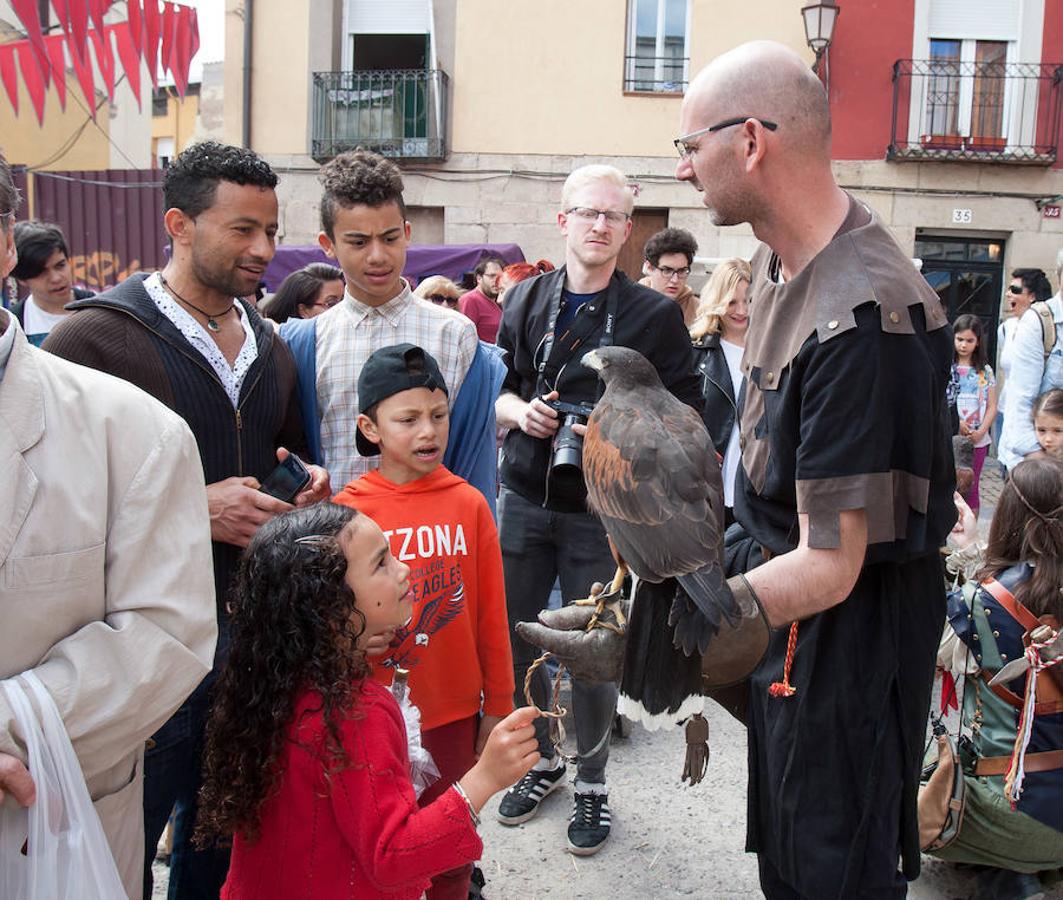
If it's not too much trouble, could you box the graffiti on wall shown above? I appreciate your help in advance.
[69,251,143,290]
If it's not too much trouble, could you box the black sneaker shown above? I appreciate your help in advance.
[567,791,611,856]
[496,764,566,825]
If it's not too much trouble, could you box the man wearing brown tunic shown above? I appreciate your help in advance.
[675,43,955,897]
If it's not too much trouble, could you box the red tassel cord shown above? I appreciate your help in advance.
[769,621,799,698]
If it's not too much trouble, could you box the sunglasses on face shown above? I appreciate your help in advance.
[1008,284,1028,295]
[428,294,459,305]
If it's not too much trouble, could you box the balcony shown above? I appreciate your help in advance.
[888,59,1062,165]
[623,55,688,93]
[311,69,448,163]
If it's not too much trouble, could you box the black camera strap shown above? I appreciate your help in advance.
[537,272,619,393]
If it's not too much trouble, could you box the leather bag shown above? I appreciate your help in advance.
[918,731,966,851]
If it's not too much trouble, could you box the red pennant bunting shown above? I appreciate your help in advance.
[66,0,90,65]
[68,24,98,116]
[160,2,176,75]
[89,27,115,102]
[127,0,143,57]
[9,0,50,88]
[143,0,161,88]
[188,7,200,70]
[171,4,195,97]
[16,41,47,125]
[113,23,142,109]
[45,34,68,110]
[0,44,19,114]
[88,0,107,37]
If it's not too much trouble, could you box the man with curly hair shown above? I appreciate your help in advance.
[279,150,488,495]
[44,140,331,900]
[639,226,699,325]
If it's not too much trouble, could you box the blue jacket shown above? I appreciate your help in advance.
[279,317,505,516]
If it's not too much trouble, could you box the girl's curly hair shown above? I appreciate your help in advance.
[195,502,369,845]
[977,458,1063,619]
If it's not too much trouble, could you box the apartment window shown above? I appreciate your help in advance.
[624,0,689,94]
[924,38,1009,144]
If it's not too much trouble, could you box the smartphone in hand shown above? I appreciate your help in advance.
[259,455,311,503]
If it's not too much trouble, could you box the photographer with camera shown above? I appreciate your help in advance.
[494,164,701,856]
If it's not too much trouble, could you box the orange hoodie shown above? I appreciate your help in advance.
[333,467,515,731]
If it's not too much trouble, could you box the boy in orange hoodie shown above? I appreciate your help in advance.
[333,343,514,900]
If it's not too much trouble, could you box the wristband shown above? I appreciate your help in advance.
[451,781,481,828]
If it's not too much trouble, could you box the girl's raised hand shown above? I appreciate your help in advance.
[458,707,540,812]
[950,491,979,549]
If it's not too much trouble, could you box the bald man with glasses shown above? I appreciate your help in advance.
[673,42,956,899]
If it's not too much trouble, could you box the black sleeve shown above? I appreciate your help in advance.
[648,299,703,413]
[496,279,536,399]
[794,312,932,549]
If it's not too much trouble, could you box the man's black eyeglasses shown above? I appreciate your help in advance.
[674,117,779,159]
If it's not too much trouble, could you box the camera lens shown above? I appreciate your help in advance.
[552,414,586,475]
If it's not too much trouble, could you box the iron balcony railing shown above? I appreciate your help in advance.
[623,54,688,93]
[888,59,1062,165]
[311,69,449,163]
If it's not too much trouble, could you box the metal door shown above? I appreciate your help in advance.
[915,235,1005,363]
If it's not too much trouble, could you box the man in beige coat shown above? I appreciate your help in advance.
[0,153,217,899]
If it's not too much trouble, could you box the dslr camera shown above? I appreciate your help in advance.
[542,397,596,478]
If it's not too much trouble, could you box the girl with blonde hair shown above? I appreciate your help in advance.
[690,258,752,523]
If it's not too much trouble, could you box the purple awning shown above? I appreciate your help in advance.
[262,243,526,293]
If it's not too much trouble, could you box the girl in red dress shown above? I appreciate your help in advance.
[195,503,539,899]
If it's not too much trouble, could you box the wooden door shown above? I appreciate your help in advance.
[618,208,668,282]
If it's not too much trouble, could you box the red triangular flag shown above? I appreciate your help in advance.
[160,2,176,75]
[113,23,142,109]
[171,4,195,97]
[9,0,50,88]
[143,0,161,88]
[16,41,47,125]
[66,0,90,66]
[188,7,200,68]
[88,0,107,36]
[68,27,97,116]
[126,0,143,57]
[89,26,115,102]
[0,43,19,114]
[46,34,68,110]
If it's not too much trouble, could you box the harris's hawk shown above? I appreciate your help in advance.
[518,346,755,730]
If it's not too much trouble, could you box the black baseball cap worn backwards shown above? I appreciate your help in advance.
[356,343,449,457]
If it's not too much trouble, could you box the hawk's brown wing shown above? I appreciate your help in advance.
[583,388,724,583]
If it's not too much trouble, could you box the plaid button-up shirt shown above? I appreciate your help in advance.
[315,280,479,487]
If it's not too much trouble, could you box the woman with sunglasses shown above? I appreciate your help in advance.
[413,275,463,310]
[998,268,1053,444]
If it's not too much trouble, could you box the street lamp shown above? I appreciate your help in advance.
[801,1,839,64]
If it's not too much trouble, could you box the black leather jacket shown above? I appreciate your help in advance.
[498,266,702,512]
[691,332,743,457]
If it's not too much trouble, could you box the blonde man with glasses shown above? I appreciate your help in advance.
[493,163,701,856]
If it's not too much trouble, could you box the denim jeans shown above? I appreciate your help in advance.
[498,487,617,784]
[142,664,230,899]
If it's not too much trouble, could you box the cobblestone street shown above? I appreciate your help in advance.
[152,460,1061,899]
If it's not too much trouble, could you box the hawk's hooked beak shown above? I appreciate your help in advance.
[582,349,603,372]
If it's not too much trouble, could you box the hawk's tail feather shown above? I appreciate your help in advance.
[672,564,740,657]
[620,578,704,728]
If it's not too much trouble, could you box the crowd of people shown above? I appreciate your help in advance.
[1,38,1061,900]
